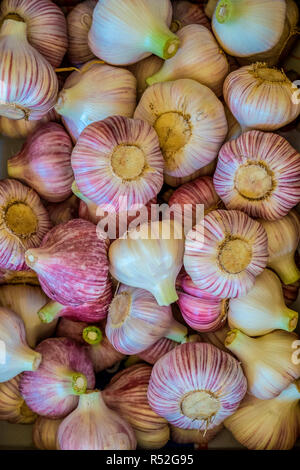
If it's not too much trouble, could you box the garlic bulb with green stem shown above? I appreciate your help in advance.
[67,0,97,66]
[225,329,300,399]
[225,380,300,450]
[259,211,300,285]
[0,375,37,424]
[228,269,298,336]
[33,416,62,450]
[128,55,163,99]
[88,0,179,65]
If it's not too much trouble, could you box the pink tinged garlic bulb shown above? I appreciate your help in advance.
[109,220,185,306]
[25,219,109,307]
[172,1,211,31]
[20,337,95,418]
[148,342,247,430]
[0,179,52,271]
[55,63,137,142]
[106,285,187,355]
[33,416,62,450]
[225,380,300,450]
[223,63,300,132]
[165,159,217,188]
[228,269,298,337]
[0,307,41,383]
[184,209,268,299]
[0,0,68,67]
[88,0,179,65]
[47,195,79,226]
[147,25,229,97]
[71,115,164,212]
[139,338,177,365]
[67,0,97,66]
[0,109,58,139]
[134,79,228,184]
[214,131,300,220]
[171,423,223,448]
[128,55,163,99]
[259,211,300,284]
[0,19,58,121]
[225,329,300,400]
[57,390,137,450]
[103,364,170,449]
[7,123,74,203]
[0,375,37,424]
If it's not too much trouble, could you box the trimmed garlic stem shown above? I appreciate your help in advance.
[20,349,42,372]
[70,373,87,395]
[145,27,180,60]
[215,0,233,23]
[82,326,103,345]
[269,254,300,285]
[225,329,253,361]
[165,319,188,343]
[152,278,179,306]
[38,300,64,324]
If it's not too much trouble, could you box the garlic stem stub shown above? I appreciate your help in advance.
[184,209,268,299]
[148,342,247,430]
[214,131,300,220]
[67,0,97,66]
[33,416,62,450]
[0,375,37,424]
[225,329,300,400]
[228,269,298,336]
[134,79,228,183]
[88,0,179,65]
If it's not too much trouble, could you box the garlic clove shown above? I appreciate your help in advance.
[0,375,37,424]
[33,416,62,450]
[67,0,97,66]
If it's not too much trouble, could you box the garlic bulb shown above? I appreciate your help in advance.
[67,0,97,65]
[88,0,179,65]
[128,55,163,99]
[0,19,58,121]
[200,324,231,354]
[0,284,57,348]
[0,375,37,424]
[223,63,300,131]
[106,285,187,355]
[72,115,164,212]
[0,109,58,139]
[228,269,298,336]
[134,79,227,183]
[212,0,286,58]
[33,416,62,450]
[171,423,223,448]
[259,212,300,284]
[148,342,247,430]
[20,337,95,418]
[225,380,300,450]
[0,179,52,271]
[0,307,41,383]
[225,329,300,399]
[25,219,109,306]
[147,25,229,97]
[109,220,184,306]
[57,390,137,450]
[55,63,137,141]
[172,1,211,31]
[103,364,170,449]
[214,131,300,220]
[0,0,68,67]
[47,195,79,226]
[139,338,177,365]
[224,105,242,142]
[165,159,217,188]
[8,123,74,203]
[184,209,268,299]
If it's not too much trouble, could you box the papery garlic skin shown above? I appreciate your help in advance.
[147,25,229,97]
[212,0,286,58]
[0,179,52,271]
[134,79,227,182]
[214,131,300,220]
[228,269,298,336]
[55,63,137,142]
[148,342,247,430]
[33,416,62,450]
[47,195,79,227]
[0,0,68,67]
[0,307,41,383]
[71,115,164,212]
[171,423,223,447]
[172,1,211,31]
[0,109,58,139]
[259,212,300,284]
[8,123,74,203]
[0,19,58,121]
[165,159,217,188]
[88,0,179,65]
[184,210,268,299]
[57,390,137,450]
[128,55,163,99]
[225,381,300,450]
[67,0,97,66]
[225,329,300,400]
[0,268,38,286]
[0,375,37,424]
[109,220,185,306]
[20,337,95,418]
[223,63,300,131]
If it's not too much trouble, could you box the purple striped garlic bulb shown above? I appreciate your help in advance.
[57,390,137,450]
[184,210,268,299]
[67,0,96,66]
[0,375,37,424]
[0,179,52,271]
[106,285,187,355]
[71,115,164,212]
[214,131,300,220]
[134,79,227,185]
[139,338,177,365]
[20,337,95,418]
[148,342,247,431]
